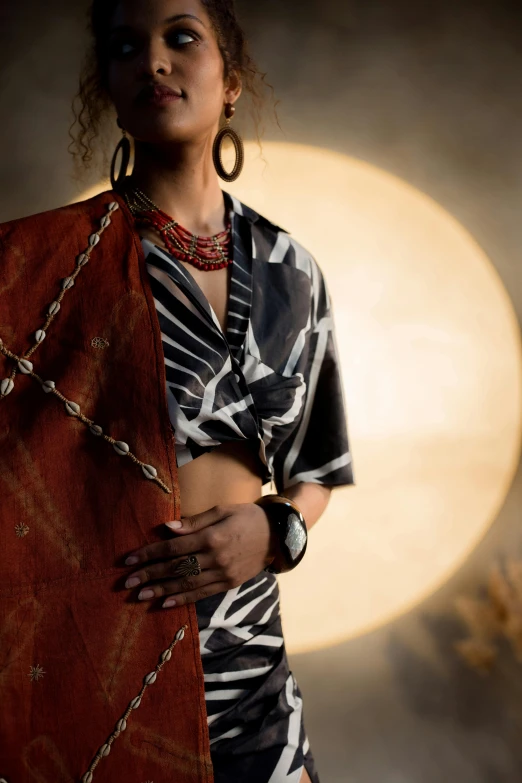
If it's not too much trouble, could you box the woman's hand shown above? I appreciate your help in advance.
[123,503,276,608]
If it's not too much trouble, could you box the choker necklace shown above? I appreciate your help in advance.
[122,182,233,272]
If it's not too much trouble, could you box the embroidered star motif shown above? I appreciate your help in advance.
[29,664,46,682]
[91,336,110,349]
[15,523,30,538]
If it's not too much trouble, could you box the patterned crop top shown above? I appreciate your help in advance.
[141,191,354,495]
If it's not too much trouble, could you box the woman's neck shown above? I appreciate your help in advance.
[129,139,227,236]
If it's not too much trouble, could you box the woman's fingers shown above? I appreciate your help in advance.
[124,530,207,567]
[161,580,231,609]
[125,552,213,589]
[130,570,226,606]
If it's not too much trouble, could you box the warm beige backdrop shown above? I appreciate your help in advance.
[2,0,522,780]
[228,142,522,651]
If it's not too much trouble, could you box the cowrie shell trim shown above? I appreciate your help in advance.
[114,441,130,456]
[1,378,14,397]
[5,202,115,378]
[18,359,33,375]
[0,203,173,496]
[80,624,188,782]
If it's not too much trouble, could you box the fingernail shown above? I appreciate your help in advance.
[163,598,177,608]
[138,589,155,601]
[126,556,139,565]
[125,577,141,589]
[166,521,183,530]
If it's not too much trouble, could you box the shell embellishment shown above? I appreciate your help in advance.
[18,359,33,375]
[78,622,187,783]
[142,464,158,480]
[1,378,14,397]
[65,401,81,417]
[0,200,174,500]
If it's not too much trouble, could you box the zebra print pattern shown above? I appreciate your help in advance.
[195,569,321,783]
[142,190,354,497]
[141,191,355,781]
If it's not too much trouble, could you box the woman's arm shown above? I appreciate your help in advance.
[281,482,333,533]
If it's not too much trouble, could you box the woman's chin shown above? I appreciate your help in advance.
[131,126,196,147]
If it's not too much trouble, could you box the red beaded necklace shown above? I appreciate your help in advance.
[123,183,233,272]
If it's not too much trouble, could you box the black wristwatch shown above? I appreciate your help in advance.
[254,494,308,574]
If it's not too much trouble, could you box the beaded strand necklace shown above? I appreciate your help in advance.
[122,182,233,272]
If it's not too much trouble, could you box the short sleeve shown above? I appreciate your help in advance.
[271,256,355,494]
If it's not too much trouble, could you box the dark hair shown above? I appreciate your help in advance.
[68,0,276,171]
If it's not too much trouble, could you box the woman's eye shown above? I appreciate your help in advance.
[170,31,198,47]
[109,40,137,59]
[107,30,198,59]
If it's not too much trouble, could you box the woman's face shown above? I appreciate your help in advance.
[106,0,240,145]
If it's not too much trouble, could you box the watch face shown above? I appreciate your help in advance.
[284,513,307,561]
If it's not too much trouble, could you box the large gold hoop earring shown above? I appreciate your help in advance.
[212,103,244,183]
[110,121,132,190]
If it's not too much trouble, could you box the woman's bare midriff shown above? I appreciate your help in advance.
[176,440,264,517]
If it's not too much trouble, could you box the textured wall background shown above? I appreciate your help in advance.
[1,1,522,780]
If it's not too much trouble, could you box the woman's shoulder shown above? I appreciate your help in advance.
[229,193,323,283]
[0,190,122,238]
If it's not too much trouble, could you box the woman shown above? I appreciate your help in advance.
[0,0,354,781]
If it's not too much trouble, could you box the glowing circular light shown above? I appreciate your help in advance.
[76,142,522,654]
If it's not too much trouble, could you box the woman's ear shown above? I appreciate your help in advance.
[225,69,243,106]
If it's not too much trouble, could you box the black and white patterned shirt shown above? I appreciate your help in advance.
[142,191,354,494]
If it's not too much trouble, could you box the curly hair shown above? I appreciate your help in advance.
[68,0,276,173]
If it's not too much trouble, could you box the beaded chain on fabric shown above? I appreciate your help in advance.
[0,200,172,495]
[122,180,233,272]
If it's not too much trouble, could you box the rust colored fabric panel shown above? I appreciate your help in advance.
[0,191,213,782]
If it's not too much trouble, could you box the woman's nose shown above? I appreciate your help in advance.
[137,41,172,77]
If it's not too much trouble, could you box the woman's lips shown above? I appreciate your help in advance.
[137,86,182,105]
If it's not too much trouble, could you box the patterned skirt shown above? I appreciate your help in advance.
[195,570,321,783]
